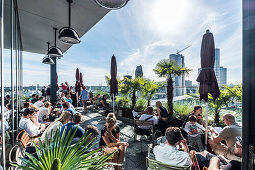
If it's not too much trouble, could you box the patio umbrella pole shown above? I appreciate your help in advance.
[205,102,208,150]
[112,94,115,113]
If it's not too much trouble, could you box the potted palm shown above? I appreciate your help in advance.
[153,59,191,118]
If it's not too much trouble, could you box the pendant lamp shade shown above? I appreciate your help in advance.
[59,0,80,44]
[94,0,129,10]
[48,28,63,57]
[59,27,80,44]
[43,42,55,64]
[48,46,63,57]
[42,56,55,64]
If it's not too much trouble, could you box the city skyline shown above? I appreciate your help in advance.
[3,0,241,87]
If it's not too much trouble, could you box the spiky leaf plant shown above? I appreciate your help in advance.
[11,126,114,169]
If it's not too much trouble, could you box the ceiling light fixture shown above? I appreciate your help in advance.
[48,28,63,57]
[59,0,80,44]
[94,0,129,10]
[43,42,55,64]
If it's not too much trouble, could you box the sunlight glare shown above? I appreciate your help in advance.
[149,0,189,36]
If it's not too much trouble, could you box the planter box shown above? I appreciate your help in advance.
[122,108,133,119]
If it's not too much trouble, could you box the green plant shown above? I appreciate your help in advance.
[115,96,131,108]
[140,79,162,106]
[189,86,232,126]
[173,103,193,121]
[11,127,114,170]
[119,77,143,109]
[153,59,192,117]
[135,97,147,111]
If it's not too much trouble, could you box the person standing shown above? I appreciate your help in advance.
[79,86,88,113]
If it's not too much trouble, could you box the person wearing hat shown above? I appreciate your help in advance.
[19,108,45,137]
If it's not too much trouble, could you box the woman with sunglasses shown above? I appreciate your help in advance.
[99,113,128,170]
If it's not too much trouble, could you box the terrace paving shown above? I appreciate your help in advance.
[76,107,150,170]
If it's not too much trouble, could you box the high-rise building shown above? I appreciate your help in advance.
[185,80,192,86]
[169,54,185,96]
[198,48,227,86]
[135,65,143,78]
[220,67,227,85]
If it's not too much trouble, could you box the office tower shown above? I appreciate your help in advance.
[169,54,185,96]
[135,65,143,78]
[198,48,227,86]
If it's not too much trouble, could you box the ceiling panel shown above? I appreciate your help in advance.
[17,0,109,55]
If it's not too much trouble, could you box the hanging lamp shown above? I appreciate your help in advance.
[94,0,129,10]
[43,42,55,64]
[59,0,80,44]
[48,28,63,57]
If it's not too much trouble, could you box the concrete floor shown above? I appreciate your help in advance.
[77,107,151,170]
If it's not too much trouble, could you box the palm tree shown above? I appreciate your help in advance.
[153,59,191,117]
[189,86,232,126]
[140,78,162,106]
[119,77,142,109]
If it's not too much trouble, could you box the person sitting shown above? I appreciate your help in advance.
[60,112,84,140]
[156,101,169,121]
[60,92,66,101]
[208,113,242,161]
[4,95,10,106]
[193,140,242,170]
[65,94,73,104]
[30,94,37,104]
[71,125,99,147]
[134,106,159,135]
[99,113,128,170]
[21,102,30,112]
[183,105,205,127]
[19,108,45,137]
[4,103,12,120]
[30,105,40,127]
[41,111,71,144]
[33,96,45,108]
[37,102,52,122]
[62,102,76,119]
[153,127,192,166]
[0,113,9,134]
[184,115,205,151]
[100,95,109,108]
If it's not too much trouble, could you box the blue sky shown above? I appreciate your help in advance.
[18,0,242,86]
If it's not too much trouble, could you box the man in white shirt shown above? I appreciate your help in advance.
[137,106,158,129]
[37,102,51,122]
[4,103,12,120]
[154,127,192,166]
[19,108,45,137]
[33,96,45,108]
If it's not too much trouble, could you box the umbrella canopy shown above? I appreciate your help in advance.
[110,55,118,95]
[196,31,220,102]
[80,72,84,88]
[75,68,81,93]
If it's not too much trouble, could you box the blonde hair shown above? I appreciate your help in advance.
[44,102,51,108]
[156,101,162,107]
[106,113,117,129]
[223,113,235,123]
[31,105,38,111]
[57,111,71,124]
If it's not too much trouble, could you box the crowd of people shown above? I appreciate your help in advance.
[4,86,128,169]
[0,82,243,169]
[132,103,242,170]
